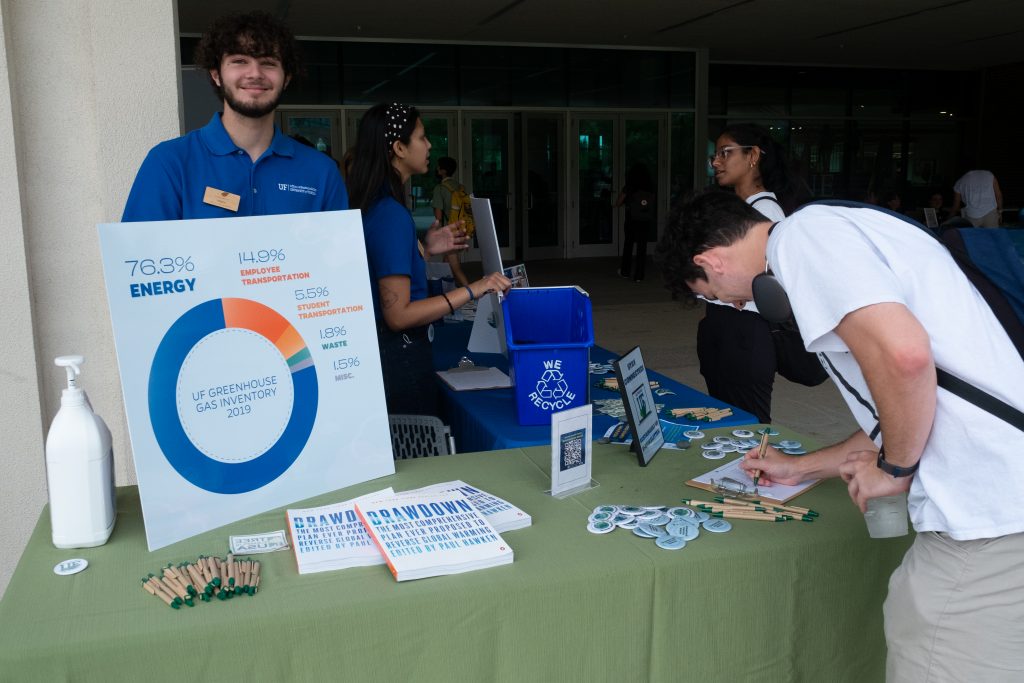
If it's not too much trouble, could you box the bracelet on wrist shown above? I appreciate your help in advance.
[876,446,919,478]
[441,291,455,315]
[465,286,475,302]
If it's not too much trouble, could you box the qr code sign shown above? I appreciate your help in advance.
[560,429,586,471]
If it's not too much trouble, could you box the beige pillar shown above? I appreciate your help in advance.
[0,0,181,597]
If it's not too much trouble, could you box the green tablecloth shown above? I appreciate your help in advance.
[0,425,911,682]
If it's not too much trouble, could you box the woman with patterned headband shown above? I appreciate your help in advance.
[346,102,511,418]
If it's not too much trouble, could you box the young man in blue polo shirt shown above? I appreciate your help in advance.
[122,11,346,221]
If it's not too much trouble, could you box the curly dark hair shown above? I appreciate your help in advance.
[194,11,302,97]
[655,188,765,303]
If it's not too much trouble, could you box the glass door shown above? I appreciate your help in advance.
[570,117,617,257]
[279,110,341,166]
[463,113,516,263]
[522,114,565,260]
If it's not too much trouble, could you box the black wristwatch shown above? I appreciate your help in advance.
[876,446,919,478]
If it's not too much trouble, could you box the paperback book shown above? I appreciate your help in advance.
[355,489,513,582]
[407,480,531,533]
[285,488,393,574]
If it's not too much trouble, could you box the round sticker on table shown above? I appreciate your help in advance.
[588,520,616,534]
[148,298,318,494]
[656,535,687,550]
[53,559,88,576]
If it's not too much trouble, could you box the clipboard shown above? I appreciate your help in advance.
[685,456,822,504]
[436,365,511,391]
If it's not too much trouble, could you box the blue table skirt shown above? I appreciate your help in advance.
[432,322,756,453]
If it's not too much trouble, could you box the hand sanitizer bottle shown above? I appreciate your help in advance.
[44,355,116,548]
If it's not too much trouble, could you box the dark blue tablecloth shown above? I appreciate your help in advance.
[432,321,756,452]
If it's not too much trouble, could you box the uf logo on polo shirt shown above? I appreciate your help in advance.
[278,183,318,196]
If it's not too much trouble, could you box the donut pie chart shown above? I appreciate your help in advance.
[148,298,318,494]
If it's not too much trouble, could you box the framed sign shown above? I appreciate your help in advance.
[612,346,665,466]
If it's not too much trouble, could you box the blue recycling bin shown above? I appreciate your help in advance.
[502,287,594,425]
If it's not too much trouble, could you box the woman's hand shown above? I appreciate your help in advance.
[468,272,513,299]
[424,220,469,256]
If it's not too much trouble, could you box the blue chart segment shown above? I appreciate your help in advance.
[149,298,318,494]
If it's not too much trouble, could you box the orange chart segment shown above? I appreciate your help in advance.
[222,297,290,342]
[275,324,308,362]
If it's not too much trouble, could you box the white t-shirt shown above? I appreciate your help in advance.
[953,170,998,219]
[748,192,786,222]
[768,205,1024,540]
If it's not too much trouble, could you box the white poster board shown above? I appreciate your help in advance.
[97,211,395,550]
[467,195,507,355]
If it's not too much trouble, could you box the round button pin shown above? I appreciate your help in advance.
[53,558,88,576]
[633,525,659,538]
[732,429,755,438]
[702,519,733,533]
[655,535,687,550]
[587,520,616,534]
[666,519,696,536]
[683,430,705,439]
[647,514,672,526]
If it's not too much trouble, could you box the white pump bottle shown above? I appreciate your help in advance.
[44,355,116,548]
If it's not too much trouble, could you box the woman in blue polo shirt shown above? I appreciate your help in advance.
[347,103,511,418]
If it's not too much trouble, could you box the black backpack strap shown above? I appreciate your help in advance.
[937,368,1024,431]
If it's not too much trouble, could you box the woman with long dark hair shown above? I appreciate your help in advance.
[698,123,811,423]
[347,102,511,418]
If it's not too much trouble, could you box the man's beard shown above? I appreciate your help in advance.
[221,82,282,119]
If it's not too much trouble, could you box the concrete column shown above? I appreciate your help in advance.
[0,0,181,597]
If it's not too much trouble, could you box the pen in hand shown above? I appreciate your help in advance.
[752,428,770,488]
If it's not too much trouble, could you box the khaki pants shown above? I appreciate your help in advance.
[884,531,1024,682]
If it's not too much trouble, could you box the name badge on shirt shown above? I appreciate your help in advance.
[203,186,241,212]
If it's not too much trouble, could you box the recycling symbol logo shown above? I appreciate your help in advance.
[536,368,569,400]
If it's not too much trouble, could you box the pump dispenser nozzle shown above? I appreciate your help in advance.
[55,355,84,389]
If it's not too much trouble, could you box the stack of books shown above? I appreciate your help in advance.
[286,481,529,580]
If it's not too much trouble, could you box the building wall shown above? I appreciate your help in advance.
[0,0,181,598]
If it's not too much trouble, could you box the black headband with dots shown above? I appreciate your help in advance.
[383,103,412,148]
